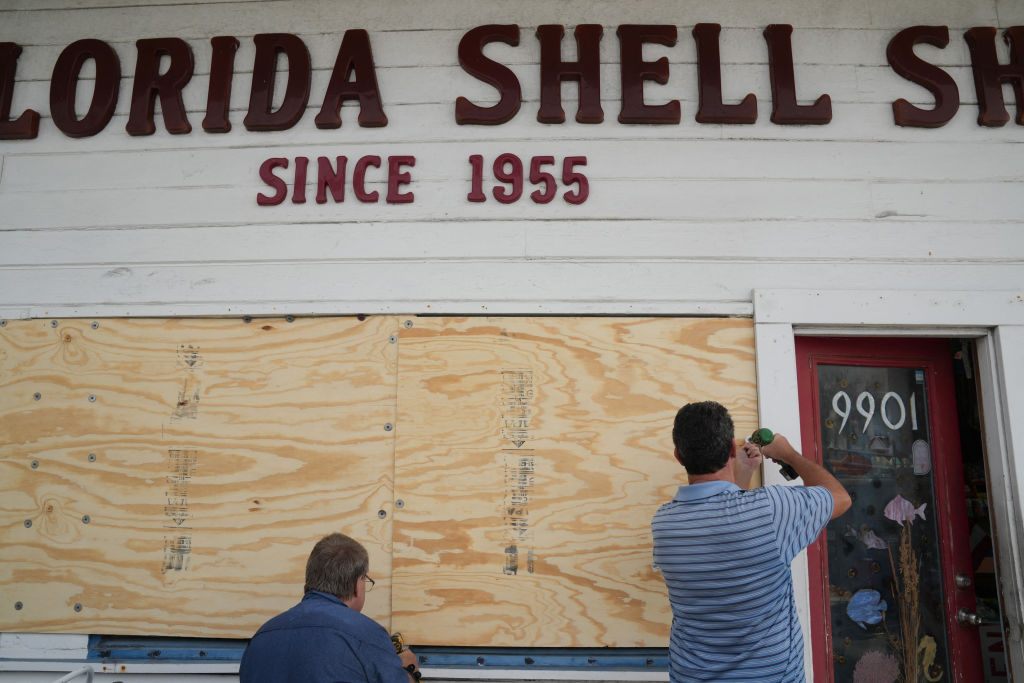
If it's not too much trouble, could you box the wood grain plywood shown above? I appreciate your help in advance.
[0,316,399,637]
[391,317,756,647]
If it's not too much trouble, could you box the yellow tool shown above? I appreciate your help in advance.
[391,633,422,680]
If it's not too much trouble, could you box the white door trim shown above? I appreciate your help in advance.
[753,288,1024,681]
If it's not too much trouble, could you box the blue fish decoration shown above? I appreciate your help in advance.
[847,589,887,629]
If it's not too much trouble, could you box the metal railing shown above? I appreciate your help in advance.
[51,666,94,683]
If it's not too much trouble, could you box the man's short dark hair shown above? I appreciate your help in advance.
[672,401,735,475]
[304,533,369,600]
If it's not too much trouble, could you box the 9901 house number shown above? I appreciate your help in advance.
[831,389,920,434]
[468,154,589,204]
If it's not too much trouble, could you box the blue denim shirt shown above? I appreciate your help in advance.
[240,590,409,683]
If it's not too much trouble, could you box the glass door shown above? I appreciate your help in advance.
[795,337,988,683]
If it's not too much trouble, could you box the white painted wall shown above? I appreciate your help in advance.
[2,0,1023,680]
[0,0,1021,319]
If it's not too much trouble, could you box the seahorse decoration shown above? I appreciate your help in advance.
[918,635,944,682]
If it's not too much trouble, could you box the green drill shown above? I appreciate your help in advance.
[749,428,798,480]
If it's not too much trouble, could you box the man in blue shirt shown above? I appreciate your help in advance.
[240,533,419,683]
[652,401,851,682]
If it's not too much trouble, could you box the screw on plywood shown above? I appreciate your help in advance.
[33,392,41,401]
[14,601,23,610]
[50,320,59,328]
[31,460,39,469]
[91,321,99,329]
[82,515,91,524]
[73,603,82,612]
[403,319,414,329]
[88,453,96,462]
[24,520,32,528]
[384,423,393,432]
[286,316,295,323]
[377,509,387,519]
[388,335,398,344]
[243,316,252,323]
[0,320,7,327]
[395,499,405,509]
[88,394,96,403]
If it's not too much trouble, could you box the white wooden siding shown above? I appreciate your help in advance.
[0,0,1021,318]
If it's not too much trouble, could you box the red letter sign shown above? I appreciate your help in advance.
[0,43,39,139]
[887,26,959,128]
[455,25,522,125]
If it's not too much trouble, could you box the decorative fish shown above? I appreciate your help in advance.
[852,650,899,683]
[847,589,887,629]
[844,524,888,550]
[884,494,927,526]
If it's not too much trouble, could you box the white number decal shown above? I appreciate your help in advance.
[832,391,851,434]
[856,392,875,433]
[881,391,906,430]
[830,388,920,434]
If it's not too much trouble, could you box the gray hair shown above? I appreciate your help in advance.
[303,533,369,600]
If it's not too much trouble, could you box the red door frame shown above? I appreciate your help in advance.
[795,337,982,682]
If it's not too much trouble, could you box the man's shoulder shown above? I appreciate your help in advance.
[255,592,381,637]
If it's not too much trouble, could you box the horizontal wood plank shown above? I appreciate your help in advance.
[1,220,1020,268]
[0,0,1001,45]
[1,261,1022,320]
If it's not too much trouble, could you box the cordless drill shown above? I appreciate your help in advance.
[391,633,422,681]
[749,428,798,481]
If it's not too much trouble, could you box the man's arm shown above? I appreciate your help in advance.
[762,434,852,518]
[733,441,763,489]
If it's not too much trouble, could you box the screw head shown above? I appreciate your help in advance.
[24,520,32,528]
[384,423,393,432]
[243,316,252,324]
[91,321,99,329]
[50,320,59,328]
[82,515,91,524]
[285,316,295,323]
[377,509,387,519]
[395,499,405,509]
[33,392,41,401]
[389,335,398,344]
[403,319,414,329]
[14,601,23,610]
[0,320,7,327]
[88,394,96,403]
[88,453,96,462]
[73,603,82,612]
[31,460,39,469]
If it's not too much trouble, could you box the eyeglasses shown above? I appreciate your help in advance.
[363,575,375,592]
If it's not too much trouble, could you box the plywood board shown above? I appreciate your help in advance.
[0,316,399,637]
[391,317,757,647]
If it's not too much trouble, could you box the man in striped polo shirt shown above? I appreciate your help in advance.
[652,401,851,682]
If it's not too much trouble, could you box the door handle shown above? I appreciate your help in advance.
[956,607,998,627]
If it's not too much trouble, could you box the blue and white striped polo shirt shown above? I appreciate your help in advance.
[652,481,833,682]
